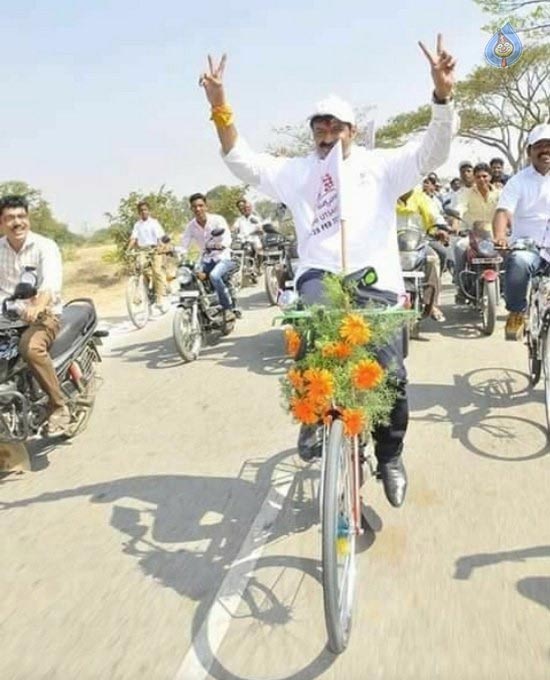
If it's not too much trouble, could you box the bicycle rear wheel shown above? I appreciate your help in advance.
[126,275,150,328]
[321,418,356,654]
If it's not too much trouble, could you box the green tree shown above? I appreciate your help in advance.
[205,184,247,225]
[475,0,550,35]
[0,180,83,246]
[376,44,550,172]
[105,185,191,260]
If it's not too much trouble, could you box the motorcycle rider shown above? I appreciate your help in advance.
[493,123,550,340]
[180,193,237,321]
[233,199,264,263]
[452,162,501,302]
[128,200,169,310]
[199,36,457,508]
[396,187,445,321]
[0,194,69,436]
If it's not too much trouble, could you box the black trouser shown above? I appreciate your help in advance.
[297,269,409,463]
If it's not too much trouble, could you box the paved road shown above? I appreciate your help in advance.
[1,282,549,680]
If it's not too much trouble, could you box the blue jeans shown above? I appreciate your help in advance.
[504,250,542,312]
[201,259,235,310]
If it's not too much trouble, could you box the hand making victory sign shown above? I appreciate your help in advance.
[418,33,456,101]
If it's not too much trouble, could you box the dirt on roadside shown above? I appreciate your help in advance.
[63,245,127,319]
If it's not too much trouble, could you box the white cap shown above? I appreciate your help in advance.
[528,123,550,145]
[309,95,356,126]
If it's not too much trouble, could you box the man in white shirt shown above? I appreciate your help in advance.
[493,123,550,340]
[199,37,457,507]
[128,200,167,307]
[233,199,264,256]
[0,194,69,435]
[180,193,236,320]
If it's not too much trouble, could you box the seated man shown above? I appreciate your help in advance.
[180,193,237,320]
[233,198,264,262]
[452,162,501,301]
[396,187,445,321]
[493,124,550,340]
[0,194,69,435]
[128,200,168,309]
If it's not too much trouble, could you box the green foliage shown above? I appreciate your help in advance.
[376,44,550,171]
[205,184,247,225]
[105,185,191,262]
[0,180,83,246]
[474,0,550,37]
[86,227,115,245]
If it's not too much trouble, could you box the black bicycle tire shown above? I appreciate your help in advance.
[321,418,354,654]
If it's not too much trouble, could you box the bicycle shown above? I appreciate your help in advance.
[125,247,169,329]
[278,300,409,654]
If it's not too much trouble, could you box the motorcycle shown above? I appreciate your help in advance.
[0,268,107,442]
[172,230,239,362]
[230,224,262,290]
[261,222,298,306]
[457,222,503,336]
[397,222,428,339]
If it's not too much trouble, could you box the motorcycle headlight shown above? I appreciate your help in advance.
[278,290,299,310]
[398,229,422,251]
[477,239,496,256]
[178,266,193,285]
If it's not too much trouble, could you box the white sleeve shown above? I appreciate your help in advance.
[222,137,299,204]
[39,240,63,296]
[130,221,139,239]
[497,176,521,215]
[155,219,166,239]
[382,103,459,198]
[180,223,193,253]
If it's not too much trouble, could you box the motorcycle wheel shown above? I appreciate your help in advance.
[264,265,279,306]
[126,275,150,329]
[63,372,97,439]
[173,307,202,362]
[528,336,542,386]
[481,280,497,336]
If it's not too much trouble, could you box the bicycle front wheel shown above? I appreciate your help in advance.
[321,418,356,654]
[126,275,150,329]
[542,331,550,433]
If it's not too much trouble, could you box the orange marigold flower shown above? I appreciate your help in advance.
[304,368,334,402]
[290,396,319,425]
[351,359,384,390]
[321,342,337,358]
[333,341,353,359]
[284,328,302,358]
[341,408,365,437]
[287,367,304,391]
[339,314,372,346]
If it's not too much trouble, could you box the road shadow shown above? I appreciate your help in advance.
[454,545,550,615]
[107,334,184,370]
[0,449,345,679]
[410,367,550,461]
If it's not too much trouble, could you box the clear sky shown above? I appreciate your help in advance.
[0,0,495,232]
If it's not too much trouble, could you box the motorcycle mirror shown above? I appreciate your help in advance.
[161,235,171,244]
[13,281,38,300]
[210,227,225,237]
[262,222,278,234]
[444,207,461,220]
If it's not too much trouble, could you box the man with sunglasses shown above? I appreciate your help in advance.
[199,36,457,507]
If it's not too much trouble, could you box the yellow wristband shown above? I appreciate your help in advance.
[210,103,234,128]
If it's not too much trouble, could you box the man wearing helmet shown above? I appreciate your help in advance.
[493,123,550,340]
[199,36,457,507]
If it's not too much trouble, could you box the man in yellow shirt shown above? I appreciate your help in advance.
[396,187,445,321]
[453,162,501,301]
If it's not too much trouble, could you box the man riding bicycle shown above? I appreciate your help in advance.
[128,200,169,310]
[200,36,457,507]
[493,123,550,340]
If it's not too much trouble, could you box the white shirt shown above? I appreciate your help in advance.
[180,214,232,263]
[131,217,165,247]
[223,102,457,294]
[233,214,262,239]
[0,231,63,315]
[497,165,550,244]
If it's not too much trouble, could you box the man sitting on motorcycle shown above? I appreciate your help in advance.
[0,194,69,436]
[452,162,501,303]
[199,36,457,507]
[233,199,264,265]
[493,123,550,340]
[396,187,446,321]
[180,193,237,321]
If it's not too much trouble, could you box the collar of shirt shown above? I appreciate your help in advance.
[0,230,37,255]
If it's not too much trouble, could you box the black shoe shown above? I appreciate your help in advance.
[223,309,236,322]
[297,424,323,462]
[233,307,243,319]
[378,456,407,508]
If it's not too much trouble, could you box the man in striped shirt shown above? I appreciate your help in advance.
[0,194,69,435]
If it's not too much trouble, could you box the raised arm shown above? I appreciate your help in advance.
[199,54,237,155]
